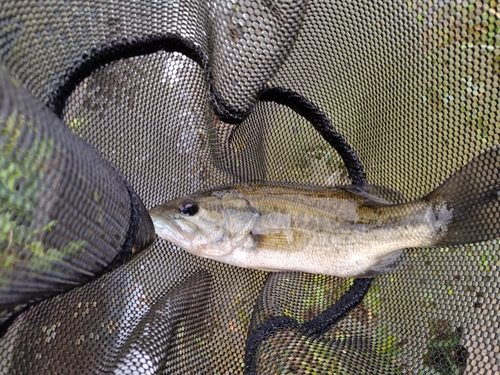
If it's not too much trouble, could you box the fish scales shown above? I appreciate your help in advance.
[149,147,500,277]
[212,186,439,277]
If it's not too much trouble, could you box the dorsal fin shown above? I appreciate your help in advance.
[341,184,406,206]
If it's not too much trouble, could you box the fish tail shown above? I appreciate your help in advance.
[425,146,500,246]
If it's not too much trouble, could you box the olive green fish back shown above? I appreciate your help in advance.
[0,1,499,374]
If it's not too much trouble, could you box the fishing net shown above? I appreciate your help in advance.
[0,0,499,374]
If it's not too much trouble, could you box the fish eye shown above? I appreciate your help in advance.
[179,200,199,216]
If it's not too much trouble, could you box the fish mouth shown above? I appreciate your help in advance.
[149,208,197,245]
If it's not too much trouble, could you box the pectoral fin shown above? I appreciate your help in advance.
[253,231,302,250]
[252,212,291,233]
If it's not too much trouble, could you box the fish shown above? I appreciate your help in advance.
[149,147,500,278]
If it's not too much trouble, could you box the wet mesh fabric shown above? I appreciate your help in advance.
[1,1,500,374]
[0,66,155,326]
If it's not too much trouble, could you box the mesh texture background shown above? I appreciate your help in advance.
[1,0,500,374]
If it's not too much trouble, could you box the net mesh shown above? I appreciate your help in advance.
[1,0,500,374]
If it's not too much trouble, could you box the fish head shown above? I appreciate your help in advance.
[149,190,259,257]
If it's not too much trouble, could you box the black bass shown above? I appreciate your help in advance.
[150,147,500,277]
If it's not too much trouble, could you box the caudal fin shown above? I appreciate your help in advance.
[426,146,500,246]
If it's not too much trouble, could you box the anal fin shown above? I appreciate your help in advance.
[356,250,404,278]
